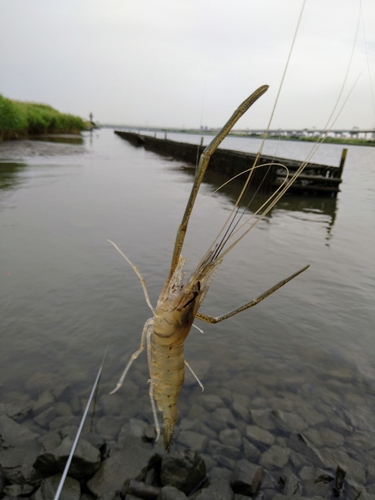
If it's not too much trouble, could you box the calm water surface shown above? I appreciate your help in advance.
[1,130,375,460]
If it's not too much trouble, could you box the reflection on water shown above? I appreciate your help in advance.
[179,164,338,242]
[0,162,28,191]
[30,134,84,145]
[0,130,375,484]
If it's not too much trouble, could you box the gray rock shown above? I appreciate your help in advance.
[260,445,291,468]
[246,425,275,446]
[230,459,263,496]
[280,473,302,496]
[99,394,123,416]
[209,408,236,431]
[299,466,334,498]
[118,418,149,442]
[187,404,208,420]
[96,416,124,441]
[219,429,242,448]
[33,390,55,414]
[0,437,41,485]
[125,479,161,498]
[34,406,57,428]
[320,427,344,447]
[249,409,276,431]
[207,440,241,461]
[191,467,233,500]
[98,492,121,500]
[297,405,326,426]
[0,466,6,493]
[271,410,307,433]
[242,438,261,462]
[33,474,80,500]
[346,430,375,452]
[213,455,236,470]
[177,431,208,451]
[49,416,81,431]
[0,415,40,447]
[54,402,73,417]
[1,400,33,421]
[157,484,189,500]
[33,436,101,479]
[87,437,161,498]
[201,395,226,412]
[160,449,206,495]
[3,483,34,497]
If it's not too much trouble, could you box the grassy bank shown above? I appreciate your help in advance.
[0,94,86,141]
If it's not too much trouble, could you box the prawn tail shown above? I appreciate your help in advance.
[163,414,177,452]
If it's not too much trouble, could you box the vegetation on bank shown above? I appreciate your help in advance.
[0,94,86,141]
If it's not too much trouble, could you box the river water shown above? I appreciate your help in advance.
[1,130,375,476]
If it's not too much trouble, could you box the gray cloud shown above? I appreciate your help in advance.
[0,0,374,129]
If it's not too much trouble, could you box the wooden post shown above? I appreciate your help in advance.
[338,148,348,178]
[164,131,167,140]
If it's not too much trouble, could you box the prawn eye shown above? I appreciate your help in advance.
[183,291,199,308]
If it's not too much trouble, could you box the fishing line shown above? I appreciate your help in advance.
[207,0,308,260]
[360,0,375,122]
[53,349,107,500]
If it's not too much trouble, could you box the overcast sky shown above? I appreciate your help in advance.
[1,0,374,130]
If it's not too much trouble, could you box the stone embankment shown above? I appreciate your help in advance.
[1,361,374,499]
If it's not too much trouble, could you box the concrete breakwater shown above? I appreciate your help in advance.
[114,131,346,197]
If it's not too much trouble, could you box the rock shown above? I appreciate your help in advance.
[271,410,307,433]
[249,409,275,431]
[242,438,261,462]
[346,430,375,452]
[96,416,124,441]
[34,406,57,428]
[279,473,302,496]
[0,415,40,447]
[260,445,290,468]
[87,437,161,498]
[246,425,275,446]
[33,474,80,500]
[0,466,6,493]
[219,429,242,448]
[177,431,208,451]
[191,467,233,500]
[33,390,55,414]
[125,479,161,498]
[160,449,206,495]
[54,402,73,417]
[201,395,226,412]
[230,459,263,496]
[0,437,41,485]
[333,465,346,496]
[2,400,33,421]
[49,416,81,431]
[118,418,149,442]
[209,408,236,432]
[157,484,189,499]
[207,441,241,461]
[3,483,34,497]
[33,435,101,479]
[299,466,334,498]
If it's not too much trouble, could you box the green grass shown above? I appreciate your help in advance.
[0,94,86,141]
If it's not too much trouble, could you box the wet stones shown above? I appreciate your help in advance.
[230,459,263,496]
[160,449,207,494]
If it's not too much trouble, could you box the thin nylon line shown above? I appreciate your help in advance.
[53,350,107,500]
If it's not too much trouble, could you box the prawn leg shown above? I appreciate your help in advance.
[196,264,309,324]
[184,360,204,392]
[146,327,161,442]
[109,318,154,394]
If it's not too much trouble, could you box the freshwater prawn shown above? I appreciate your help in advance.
[108,84,312,451]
